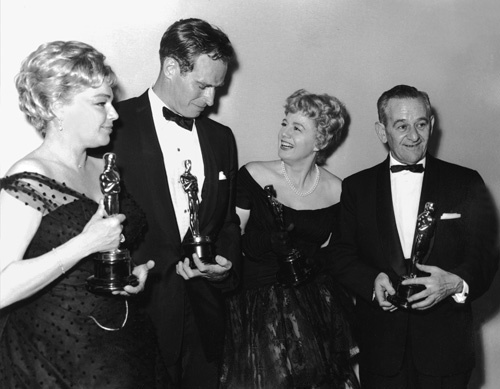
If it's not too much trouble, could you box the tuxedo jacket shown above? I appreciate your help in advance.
[106,91,241,366]
[332,154,498,376]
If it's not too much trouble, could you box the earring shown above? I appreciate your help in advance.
[58,118,63,132]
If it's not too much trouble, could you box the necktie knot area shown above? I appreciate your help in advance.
[163,107,194,131]
[390,164,425,173]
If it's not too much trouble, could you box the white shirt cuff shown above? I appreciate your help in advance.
[452,280,469,303]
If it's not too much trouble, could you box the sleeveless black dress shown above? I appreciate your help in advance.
[0,172,158,389]
[221,166,360,389]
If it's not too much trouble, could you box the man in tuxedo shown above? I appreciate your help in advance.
[108,18,240,388]
[333,85,498,389]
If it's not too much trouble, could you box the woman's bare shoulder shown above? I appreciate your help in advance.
[320,167,342,186]
[244,160,282,189]
[319,166,342,201]
[244,160,280,178]
[4,152,50,177]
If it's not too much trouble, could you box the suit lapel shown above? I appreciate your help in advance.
[414,154,440,264]
[376,158,407,275]
[135,92,181,243]
[194,117,217,235]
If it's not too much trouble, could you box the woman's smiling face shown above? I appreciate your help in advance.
[278,111,318,162]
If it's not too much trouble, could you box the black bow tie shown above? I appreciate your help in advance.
[390,164,425,173]
[162,107,194,131]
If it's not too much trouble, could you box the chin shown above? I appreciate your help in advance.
[95,136,111,148]
[188,112,202,119]
[408,156,425,164]
[277,149,289,159]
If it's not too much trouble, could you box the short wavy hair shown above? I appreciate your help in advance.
[159,18,234,74]
[15,40,117,136]
[377,84,432,126]
[284,89,347,166]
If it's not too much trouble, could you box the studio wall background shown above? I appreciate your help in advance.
[1,1,499,387]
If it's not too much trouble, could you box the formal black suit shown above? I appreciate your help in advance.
[332,154,498,378]
[105,91,241,369]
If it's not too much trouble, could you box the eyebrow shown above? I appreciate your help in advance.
[197,81,225,88]
[92,93,114,99]
[393,117,428,126]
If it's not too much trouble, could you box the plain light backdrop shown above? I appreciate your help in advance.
[1,1,499,387]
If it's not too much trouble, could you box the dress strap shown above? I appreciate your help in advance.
[0,171,84,214]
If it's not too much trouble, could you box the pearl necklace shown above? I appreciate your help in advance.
[281,161,320,197]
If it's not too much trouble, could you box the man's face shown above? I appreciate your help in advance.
[375,97,434,165]
[165,54,227,118]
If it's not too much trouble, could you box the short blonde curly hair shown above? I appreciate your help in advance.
[284,89,347,166]
[15,41,117,136]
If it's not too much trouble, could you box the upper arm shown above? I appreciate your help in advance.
[0,190,42,272]
[456,172,499,298]
[236,206,250,233]
[324,169,342,204]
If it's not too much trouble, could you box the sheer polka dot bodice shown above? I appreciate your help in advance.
[1,172,145,261]
[0,172,156,388]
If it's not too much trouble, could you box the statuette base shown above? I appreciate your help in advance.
[183,235,216,268]
[86,249,138,295]
[387,275,426,309]
[276,250,312,288]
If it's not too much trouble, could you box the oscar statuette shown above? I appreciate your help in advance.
[86,153,138,294]
[264,185,312,287]
[181,160,215,268]
[387,202,437,309]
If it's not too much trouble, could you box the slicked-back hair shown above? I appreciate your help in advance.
[159,18,234,74]
[377,84,432,126]
[15,40,116,136]
[284,89,347,166]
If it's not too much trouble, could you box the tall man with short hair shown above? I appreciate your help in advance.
[332,85,498,389]
[107,18,240,388]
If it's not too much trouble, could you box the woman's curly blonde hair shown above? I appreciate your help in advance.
[15,40,117,136]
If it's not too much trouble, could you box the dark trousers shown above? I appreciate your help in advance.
[164,296,220,389]
[359,333,471,389]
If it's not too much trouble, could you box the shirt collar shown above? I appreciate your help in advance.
[389,153,426,169]
[148,87,171,114]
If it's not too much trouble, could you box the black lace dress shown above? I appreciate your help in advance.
[221,166,359,389]
[0,172,158,389]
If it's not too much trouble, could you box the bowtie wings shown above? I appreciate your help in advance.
[390,164,425,173]
[162,106,194,131]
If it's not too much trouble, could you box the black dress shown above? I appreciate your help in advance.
[221,166,359,389]
[0,172,157,389]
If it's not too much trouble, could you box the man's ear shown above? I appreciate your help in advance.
[375,121,388,144]
[429,115,435,136]
[162,57,178,79]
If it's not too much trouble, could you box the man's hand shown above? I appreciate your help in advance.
[176,254,232,282]
[402,263,463,310]
[374,272,397,311]
[113,260,155,296]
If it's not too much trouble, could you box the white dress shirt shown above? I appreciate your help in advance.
[149,88,205,240]
[390,154,425,259]
[389,153,468,302]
